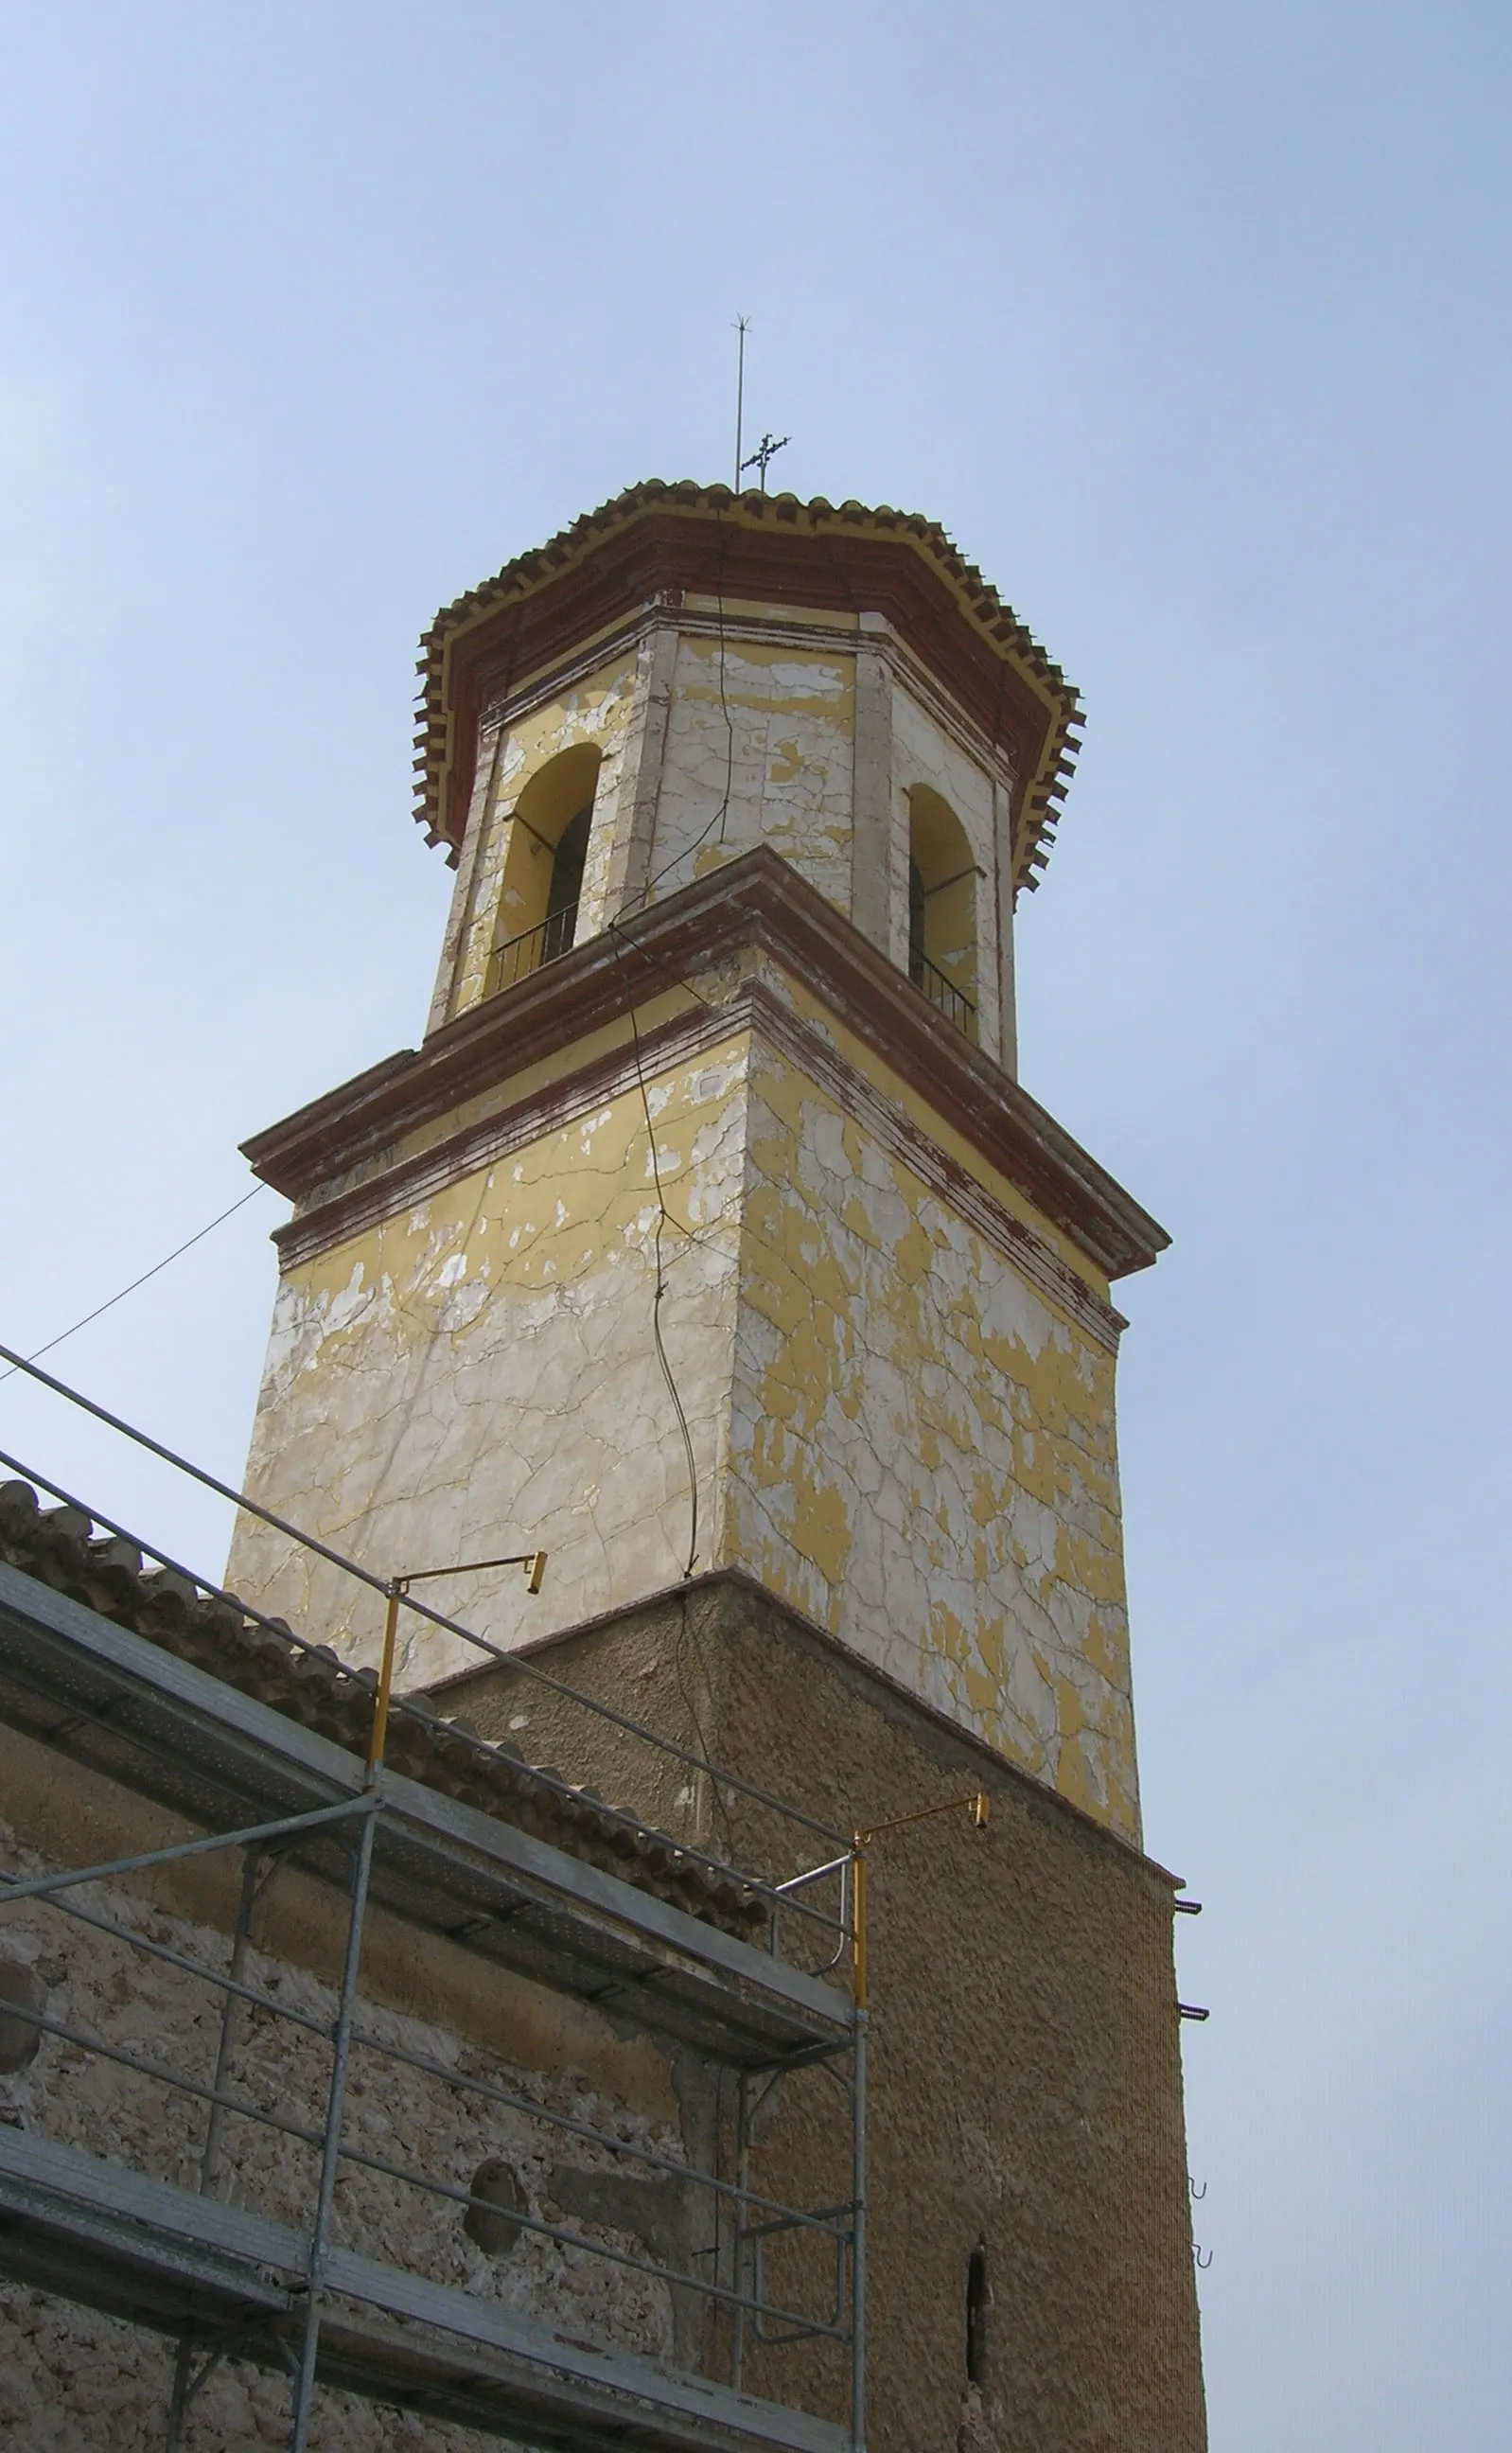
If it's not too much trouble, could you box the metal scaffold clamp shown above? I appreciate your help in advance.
[367,1549,548,1780]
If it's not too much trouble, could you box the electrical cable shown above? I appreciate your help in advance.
[0,1183,269,1384]
[628,503,739,911]
[610,937,705,1584]
[602,503,744,1589]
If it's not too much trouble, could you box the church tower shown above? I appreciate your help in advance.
[227,481,1205,2450]
[229,481,1165,1846]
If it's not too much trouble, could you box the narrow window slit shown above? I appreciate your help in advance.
[966,2238,990,2386]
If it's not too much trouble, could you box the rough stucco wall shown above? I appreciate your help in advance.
[227,1039,749,1681]
[445,649,642,1024]
[0,1807,693,2448]
[438,1580,1208,2453]
[646,633,856,913]
[727,1031,1140,1843]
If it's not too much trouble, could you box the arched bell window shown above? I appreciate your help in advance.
[905,785,978,1041]
[489,744,601,993]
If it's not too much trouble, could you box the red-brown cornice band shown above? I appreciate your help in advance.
[242,849,1168,1287]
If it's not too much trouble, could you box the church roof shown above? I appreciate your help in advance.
[412,480,1083,892]
[0,1478,767,1942]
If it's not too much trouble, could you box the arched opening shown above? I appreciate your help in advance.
[905,785,978,1040]
[489,743,602,993]
[965,2239,990,2386]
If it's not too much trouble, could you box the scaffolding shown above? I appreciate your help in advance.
[0,1345,868,2453]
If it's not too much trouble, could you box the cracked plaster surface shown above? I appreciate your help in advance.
[230,1008,1139,1842]
[433,628,1020,1094]
[441,633,863,1041]
[228,1045,751,1685]
[727,1047,1140,1843]
[643,635,855,913]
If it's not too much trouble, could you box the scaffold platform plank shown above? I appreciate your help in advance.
[0,1561,851,2069]
[0,2127,846,2453]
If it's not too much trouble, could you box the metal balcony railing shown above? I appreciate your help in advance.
[493,899,580,991]
[908,949,977,1041]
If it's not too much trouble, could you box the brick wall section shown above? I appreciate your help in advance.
[434,1574,1209,2453]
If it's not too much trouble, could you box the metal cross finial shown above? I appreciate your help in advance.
[740,431,791,494]
[733,313,749,489]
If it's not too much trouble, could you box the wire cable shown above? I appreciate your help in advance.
[610,935,704,1582]
[0,1182,269,1384]
[629,504,739,911]
[599,503,744,1587]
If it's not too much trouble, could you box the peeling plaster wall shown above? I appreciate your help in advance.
[231,968,1138,1839]
[441,649,642,1026]
[645,632,856,912]
[227,1041,751,1682]
[431,616,1029,1086]
[435,626,861,1034]
[726,1027,1139,1844]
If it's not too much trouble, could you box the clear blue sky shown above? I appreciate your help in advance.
[2,7,1508,2444]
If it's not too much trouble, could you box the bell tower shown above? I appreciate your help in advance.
[228,480,1168,1846]
[224,483,1206,2453]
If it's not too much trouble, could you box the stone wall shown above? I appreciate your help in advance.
[0,1739,717,2449]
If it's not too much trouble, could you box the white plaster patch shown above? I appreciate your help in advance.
[229,1054,752,1674]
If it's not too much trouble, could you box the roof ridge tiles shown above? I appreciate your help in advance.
[408,476,1083,882]
[0,1479,765,1941]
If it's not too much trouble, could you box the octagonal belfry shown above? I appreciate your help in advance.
[228,483,1169,1846]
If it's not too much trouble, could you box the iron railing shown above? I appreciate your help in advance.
[908,949,977,1041]
[492,899,580,991]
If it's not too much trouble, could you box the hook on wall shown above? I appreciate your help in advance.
[1189,2177,1206,2200]
[1194,2245,1213,2270]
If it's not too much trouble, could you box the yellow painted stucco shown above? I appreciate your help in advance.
[232,966,1140,1839]
[448,651,642,1022]
[726,1025,1136,1836]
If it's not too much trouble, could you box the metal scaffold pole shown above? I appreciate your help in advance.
[730,2069,751,2394]
[165,1840,270,2449]
[289,1793,379,2451]
[851,2012,868,2453]
[849,1844,868,2453]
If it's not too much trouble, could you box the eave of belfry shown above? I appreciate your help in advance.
[412,478,1084,893]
